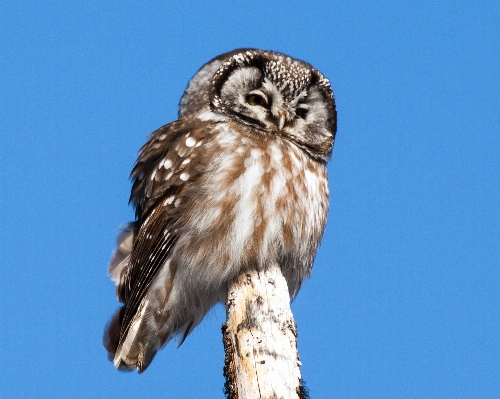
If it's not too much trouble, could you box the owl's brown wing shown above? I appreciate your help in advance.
[105,119,214,365]
[130,120,194,221]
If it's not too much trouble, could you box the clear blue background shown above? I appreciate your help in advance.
[1,1,498,398]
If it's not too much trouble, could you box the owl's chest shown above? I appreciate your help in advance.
[187,128,328,258]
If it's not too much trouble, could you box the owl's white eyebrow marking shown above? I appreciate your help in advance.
[180,172,189,181]
[185,137,196,147]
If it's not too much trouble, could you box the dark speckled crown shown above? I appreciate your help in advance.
[263,56,312,99]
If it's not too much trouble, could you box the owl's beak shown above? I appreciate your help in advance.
[277,114,285,130]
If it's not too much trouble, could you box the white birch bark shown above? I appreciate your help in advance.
[222,264,306,399]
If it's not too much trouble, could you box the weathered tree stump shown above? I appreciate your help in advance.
[222,264,308,399]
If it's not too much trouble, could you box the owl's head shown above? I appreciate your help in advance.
[179,49,336,161]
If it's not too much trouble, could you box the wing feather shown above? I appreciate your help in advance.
[112,119,212,349]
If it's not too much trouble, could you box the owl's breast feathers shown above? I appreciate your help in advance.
[171,120,330,293]
[105,117,329,371]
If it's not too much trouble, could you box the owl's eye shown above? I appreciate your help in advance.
[246,94,265,106]
[296,107,308,119]
[246,90,268,107]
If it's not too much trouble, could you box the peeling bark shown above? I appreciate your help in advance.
[222,264,305,399]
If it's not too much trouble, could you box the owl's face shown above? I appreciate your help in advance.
[179,49,336,161]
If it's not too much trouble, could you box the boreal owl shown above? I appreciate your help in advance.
[104,49,337,372]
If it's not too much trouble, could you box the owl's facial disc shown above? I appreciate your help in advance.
[218,66,321,139]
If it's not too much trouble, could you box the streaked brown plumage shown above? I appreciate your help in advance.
[104,49,336,372]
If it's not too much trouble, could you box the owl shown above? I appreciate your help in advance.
[104,49,337,372]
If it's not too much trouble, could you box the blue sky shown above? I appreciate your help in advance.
[1,1,499,398]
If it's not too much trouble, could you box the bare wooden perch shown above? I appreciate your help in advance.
[222,264,309,399]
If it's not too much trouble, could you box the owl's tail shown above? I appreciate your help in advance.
[104,223,135,366]
[104,282,208,372]
[104,251,212,372]
[103,223,158,371]
[105,295,164,372]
